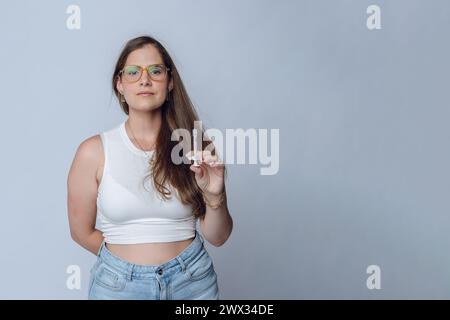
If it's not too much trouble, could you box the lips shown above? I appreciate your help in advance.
[137,92,154,96]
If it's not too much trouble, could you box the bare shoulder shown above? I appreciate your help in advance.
[69,134,104,179]
[77,134,103,165]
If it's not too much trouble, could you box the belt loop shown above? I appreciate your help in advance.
[197,230,204,244]
[126,264,134,281]
[176,256,186,273]
[96,240,105,257]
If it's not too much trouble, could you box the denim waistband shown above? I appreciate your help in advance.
[96,230,205,279]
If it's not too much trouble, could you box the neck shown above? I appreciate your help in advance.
[126,108,162,142]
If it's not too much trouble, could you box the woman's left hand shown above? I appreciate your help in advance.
[187,150,225,196]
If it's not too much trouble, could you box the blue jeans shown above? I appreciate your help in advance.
[88,230,220,300]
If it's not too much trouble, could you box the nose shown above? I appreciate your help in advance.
[139,69,152,86]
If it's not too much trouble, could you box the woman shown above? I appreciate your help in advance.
[67,35,233,300]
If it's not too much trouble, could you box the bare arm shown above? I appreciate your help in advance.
[67,135,104,255]
[200,190,233,247]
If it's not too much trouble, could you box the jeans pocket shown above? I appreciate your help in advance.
[88,259,101,296]
[186,250,215,282]
[94,263,126,291]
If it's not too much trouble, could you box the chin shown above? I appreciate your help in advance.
[137,103,163,112]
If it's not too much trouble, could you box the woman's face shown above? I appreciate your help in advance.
[116,44,173,112]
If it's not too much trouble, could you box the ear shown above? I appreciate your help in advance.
[168,78,174,92]
[116,75,124,94]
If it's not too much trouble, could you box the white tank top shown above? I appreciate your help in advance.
[96,120,196,244]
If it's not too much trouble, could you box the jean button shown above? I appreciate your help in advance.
[158,269,163,275]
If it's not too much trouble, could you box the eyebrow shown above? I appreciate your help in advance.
[125,63,164,67]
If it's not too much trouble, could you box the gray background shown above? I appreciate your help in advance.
[0,0,449,299]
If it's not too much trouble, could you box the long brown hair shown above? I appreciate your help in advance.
[112,35,225,219]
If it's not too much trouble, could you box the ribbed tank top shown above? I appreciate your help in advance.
[96,120,196,244]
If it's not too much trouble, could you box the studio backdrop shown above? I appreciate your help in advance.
[0,0,449,299]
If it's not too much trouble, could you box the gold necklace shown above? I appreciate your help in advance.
[126,121,156,161]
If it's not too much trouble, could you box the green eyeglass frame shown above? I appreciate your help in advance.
[118,64,171,83]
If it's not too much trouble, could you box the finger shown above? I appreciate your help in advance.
[208,155,224,166]
[202,154,218,165]
[210,161,224,168]
[190,164,202,177]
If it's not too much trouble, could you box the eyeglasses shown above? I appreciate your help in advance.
[118,64,171,83]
